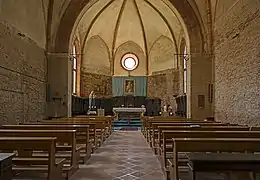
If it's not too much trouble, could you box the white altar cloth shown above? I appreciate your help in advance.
[113,108,146,120]
[113,107,146,113]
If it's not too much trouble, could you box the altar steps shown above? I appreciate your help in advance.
[113,119,142,131]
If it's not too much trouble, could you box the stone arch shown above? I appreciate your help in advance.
[149,35,176,74]
[51,0,211,119]
[114,41,146,76]
[82,35,110,75]
[52,0,206,54]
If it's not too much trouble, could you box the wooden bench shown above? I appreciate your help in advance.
[187,153,260,180]
[52,119,107,144]
[74,116,113,136]
[143,117,192,138]
[40,120,105,148]
[159,127,249,166]
[157,126,249,156]
[1,124,91,163]
[0,153,15,180]
[145,120,219,142]
[52,117,110,137]
[0,137,65,180]
[150,122,229,148]
[34,122,96,148]
[0,129,79,178]
[141,116,188,135]
[170,138,260,180]
[160,129,257,170]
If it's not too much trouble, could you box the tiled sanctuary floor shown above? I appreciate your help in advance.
[69,131,165,180]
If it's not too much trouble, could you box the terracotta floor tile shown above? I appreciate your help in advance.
[69,131,165,180]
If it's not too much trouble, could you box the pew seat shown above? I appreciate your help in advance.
[0,153,15,180]
[0,129,80,178]
[1,125,91,163]
[170,138,260,180]
[187,153,260,180]
[0,137,65,180]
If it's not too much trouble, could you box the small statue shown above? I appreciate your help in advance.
[88,91,96,109]
[163,105,167,112]
[168,105,173,116]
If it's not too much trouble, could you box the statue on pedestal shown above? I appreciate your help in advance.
[162,105,168,117]
[88,91,96,109]
[88,91,97,115]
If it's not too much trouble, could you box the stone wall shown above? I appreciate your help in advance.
[147,69,179,111]
[82,36,111,75]
[214,0,260,126]
[149,36,177,74]
[0,21,46,124]
[80,72,112,98]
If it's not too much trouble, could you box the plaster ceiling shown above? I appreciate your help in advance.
[77,0,183,56]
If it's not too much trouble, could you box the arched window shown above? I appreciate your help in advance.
[72,45,77,94]
[183,46,187,94]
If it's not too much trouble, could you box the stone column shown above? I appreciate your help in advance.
[46,53,72,118]
[188,54,213,120]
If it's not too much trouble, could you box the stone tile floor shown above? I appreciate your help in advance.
[69,131,165,180]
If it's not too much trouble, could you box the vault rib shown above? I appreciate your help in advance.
[111,0,128,75]
[133,0,149,75]
[81,0,116,56]
[143,0,178,54]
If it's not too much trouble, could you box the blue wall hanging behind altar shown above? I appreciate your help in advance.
[112,76,147,96]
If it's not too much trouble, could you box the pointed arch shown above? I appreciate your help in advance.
[149,35,177,74]
[114,41,146,76]
[82,35,111,75]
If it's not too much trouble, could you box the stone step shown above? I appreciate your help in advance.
[114,124,141,127]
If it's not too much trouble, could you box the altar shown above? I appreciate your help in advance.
[113,107,146,120]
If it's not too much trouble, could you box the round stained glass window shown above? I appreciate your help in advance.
[121,53,138,71]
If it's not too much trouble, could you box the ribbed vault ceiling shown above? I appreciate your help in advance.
[77,0,183,58]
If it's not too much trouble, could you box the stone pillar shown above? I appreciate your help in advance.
[46,53,72,118]
[188,54,213,120]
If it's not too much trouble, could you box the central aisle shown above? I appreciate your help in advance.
[70,131,165,180]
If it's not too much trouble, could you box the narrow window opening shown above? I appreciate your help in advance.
[72,45,77,94]
[183,46,187,94]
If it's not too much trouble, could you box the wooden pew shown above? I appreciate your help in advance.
[0,137,65,180]
[146,120,223,146]
[187,153,260,180]
[158,126,249,153]
[0,153,15,180]
[75,115,113,135]
[145,119,218,142]
[142,117,191,137]
[0,129,79,178]
[40,120,105,148]
[150,122,228,148]
[50,118,108,143]
[1,124,91,163]
[62,116,112,137]
[37,121,97,147]
[158,126,250,169]
[170,138,260,180]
